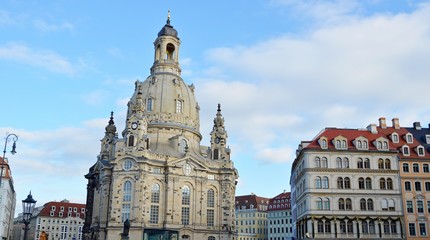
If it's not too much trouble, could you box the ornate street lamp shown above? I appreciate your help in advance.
[1,133,18,188]
[22,191,36,240]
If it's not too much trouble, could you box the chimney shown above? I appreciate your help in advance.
[367,124,378,134]
[392,118,400,129]
[379,117,387,129]
[414,122,422,130]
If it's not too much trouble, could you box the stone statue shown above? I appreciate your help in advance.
[122,219,130,237]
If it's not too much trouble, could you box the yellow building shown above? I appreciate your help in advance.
[235,194,269,240]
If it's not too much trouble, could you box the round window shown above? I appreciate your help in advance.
[123,159,133,171]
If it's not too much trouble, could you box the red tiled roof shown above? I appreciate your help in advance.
[304,128,395,151]
[38,201,86,219]
[235,194,270,210]
[267,192,291,211]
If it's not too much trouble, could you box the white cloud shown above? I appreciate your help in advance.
[1,121,107,214]
[0,42,75,74]
[81,90,109,105]
[0,10,15,25]
[256,146,295,163]
[34,19,74,32]
[197,3,430,164]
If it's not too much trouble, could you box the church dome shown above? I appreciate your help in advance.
[157,12,178,38]
[158,20,178,38]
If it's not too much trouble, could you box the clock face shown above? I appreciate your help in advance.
[214,137,220,144]
[131,122,138,130]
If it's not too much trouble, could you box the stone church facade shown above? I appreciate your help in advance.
[83,15,238,240]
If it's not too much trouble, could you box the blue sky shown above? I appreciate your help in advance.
[2,0,430,215]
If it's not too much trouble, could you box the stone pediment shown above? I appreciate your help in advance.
[169,157,210,172]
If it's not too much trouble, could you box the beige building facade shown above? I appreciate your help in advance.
[291,126,404,239]
[83,15,238,240]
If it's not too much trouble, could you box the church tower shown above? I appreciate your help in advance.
[83,13,238,240]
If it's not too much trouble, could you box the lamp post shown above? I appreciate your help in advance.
[1,133,18,189]
[22,191,36,240]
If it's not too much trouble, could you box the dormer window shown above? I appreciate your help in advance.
[333,136,348,150]
[417,146,425,156]
[375,137,389,150]
[426,135,430,144]
[319,137,328,149]
[391,133,399,143]
[402,145,410,156]
[355,137,369,150]
[405,133,413,143]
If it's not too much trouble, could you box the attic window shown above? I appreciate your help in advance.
[417,146,425,156]
[426,135,430,144]
[319,138,327,149]
[391,133,399,143]
[406,133,413,143]
[403,146,410,156]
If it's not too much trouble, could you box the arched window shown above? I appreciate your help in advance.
[365,178,372,189]
[378,158,384,169]
[385,159,391,169]
[166,43,176,60]
[324,198,330,210]
[362,221,369,234]
[388,199,395,211]
[363,141,368,149]
[182,186,191,205]
[322,157,328,168]
[316,198,323,210]
[360,198,366,210]
[340,220,346,233]
[213,149,219,160]
[367,199,374,210]
[383,141,388,149]
[403,163,409,172]
[207,189,215,208]
[128,135,135,147]
[413,163,419,173]
[338,198,345,210]
[146,98,153,112]
[151,183,160,203]
[345,198,352,210]
[357,140,362,149]
[364,158,370,169]
[343,158,349,168]
[336,140,341,148]
[317,220,324,233]
[387,178,393,190]
[322,177,329,189]
[380,178,386,189]
[358,178,365,189]
[315,157,321,168]
[369,220,376,233]
[390,221,397,233]
[347,220,353,233]
[344,177,351,189]
[315,177,322,189]
[123,181,132,202]
[357,158,363,168]
[324,220,331,232]
[341,140,347,148]
[337,177,343,189]
[377,141,382,149]
[208,237,215,240]
[336,157,342,168]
